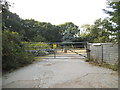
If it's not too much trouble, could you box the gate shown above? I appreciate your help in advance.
[58,42,87,57]
[25,42,88,59]
[47,42,88,59]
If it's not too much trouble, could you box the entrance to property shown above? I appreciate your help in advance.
[46,42,88,59]
[25,42,88,60]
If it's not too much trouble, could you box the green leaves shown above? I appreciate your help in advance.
[19,19,63,42]
[58,22,80,42]
[2,30,33,71]
[103,1,120,41]
[81,18,113,43]
[2,8,63,42]
[80,2,120,43]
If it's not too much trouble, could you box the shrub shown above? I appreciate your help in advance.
[2,30,34,71]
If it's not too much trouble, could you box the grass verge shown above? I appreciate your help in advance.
[90,61,118,71]
[84,59,118,71]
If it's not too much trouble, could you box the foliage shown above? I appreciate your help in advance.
[81,18,113,43]
[2,0,119,72]
[2,9,63,42]
[2,30,34,71]
[103,1,120,42]
[58,22,80,42]
[2,8,22,32]
[80,2,120,43]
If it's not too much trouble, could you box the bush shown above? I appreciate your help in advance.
[2,30,34,71]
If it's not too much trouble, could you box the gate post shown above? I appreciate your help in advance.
[86,43,91,61]
[64,45,67,53]
[53,43,57,58]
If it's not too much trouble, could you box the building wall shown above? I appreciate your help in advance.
[87,43,118,64]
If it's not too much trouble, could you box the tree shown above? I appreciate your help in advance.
[81,18,111,43]
[103,1,120,42]
[2,9,22,32]
[58,22,80,42]
[1,0,11,10]
[1,1,34,71]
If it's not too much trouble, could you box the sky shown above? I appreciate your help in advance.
[8,0,109,27]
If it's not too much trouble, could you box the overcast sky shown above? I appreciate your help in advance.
[8,0,109,26]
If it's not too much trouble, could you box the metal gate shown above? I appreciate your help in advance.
[45,42,88,59]
[25,42,88,60]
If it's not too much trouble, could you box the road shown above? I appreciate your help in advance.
[2,50,118,88]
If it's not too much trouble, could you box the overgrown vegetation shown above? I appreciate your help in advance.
[2,30,34,71]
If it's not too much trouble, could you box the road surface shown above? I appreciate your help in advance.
[2,50,118,88]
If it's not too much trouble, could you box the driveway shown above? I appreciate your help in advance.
[2,50,118,88]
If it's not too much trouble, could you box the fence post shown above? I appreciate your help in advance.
[54,49,56,58]
[86,43,91,61]
[101,44,103,63]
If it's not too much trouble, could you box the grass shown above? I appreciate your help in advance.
[84,58,89,62]
[88,61,118,71]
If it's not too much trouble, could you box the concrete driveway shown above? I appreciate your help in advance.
[2,50,118,88]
